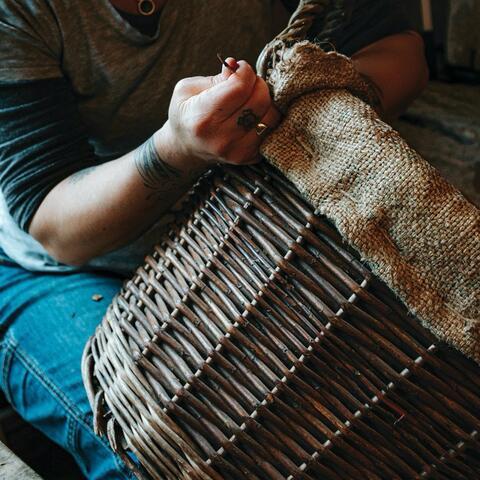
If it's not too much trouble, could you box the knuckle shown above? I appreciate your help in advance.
[212,140,230,158]
[191,117,211,138]
[173,78,190,96]
[257,82,273,109]
[174,78,189,90]
[257,78,271,99]
[174,76,202,96]
[229,81,251,99]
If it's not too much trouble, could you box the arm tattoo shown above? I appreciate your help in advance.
[134,136,182,198]
[69,165,98,184]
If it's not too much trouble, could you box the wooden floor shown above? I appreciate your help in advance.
[0,441,41,479]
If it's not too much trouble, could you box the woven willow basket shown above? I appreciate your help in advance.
[83,163,480,480]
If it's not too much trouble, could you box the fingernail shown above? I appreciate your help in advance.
[229,59,240,72]
[217,53,239,72]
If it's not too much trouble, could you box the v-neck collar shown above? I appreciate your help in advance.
[98,0,176,45]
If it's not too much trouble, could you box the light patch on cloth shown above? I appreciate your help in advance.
[260,42,480,363]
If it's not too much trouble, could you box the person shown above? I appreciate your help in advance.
[0,0,428,478]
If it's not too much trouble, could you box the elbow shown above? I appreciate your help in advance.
[48,247,91,268]
[387,31,430,117]
[29,221,92,267]
[402,30,429,100]
[28,205,95,266]
[37,236,92,267]
[410,31,430,96]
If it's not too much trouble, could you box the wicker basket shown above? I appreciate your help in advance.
[82,163,480,480]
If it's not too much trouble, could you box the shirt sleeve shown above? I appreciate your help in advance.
[280,0,299,13]
[0,0,62,82]
[282,1,413,56]
[337,0,413,56]
[0,78,99,231]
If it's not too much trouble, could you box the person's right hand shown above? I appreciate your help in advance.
[159,58,281,167]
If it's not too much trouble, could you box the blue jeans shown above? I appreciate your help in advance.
[0,251,136,479]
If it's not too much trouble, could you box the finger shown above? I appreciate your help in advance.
[173,58,238,101]
[260,104,282,133]
[229,77,272,134]
[222,56,240,73]
[222,104,281,165]
[222,94,280,146]
[173,73,229,100]
[209,77,273,143]
[195,60,257,118]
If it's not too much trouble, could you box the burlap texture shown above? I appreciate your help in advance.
[260,42,480,363]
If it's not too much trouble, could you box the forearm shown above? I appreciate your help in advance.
[352,31,429,119]
[29,123,206,265]
[29,58,278,266]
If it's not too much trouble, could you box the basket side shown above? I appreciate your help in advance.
[83,164,480,480]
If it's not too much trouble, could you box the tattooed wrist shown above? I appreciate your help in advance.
[134,136,182,192]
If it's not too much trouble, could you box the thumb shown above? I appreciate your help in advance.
[202,57,239,89]
[174,58,238,100]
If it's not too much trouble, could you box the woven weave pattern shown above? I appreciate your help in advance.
[260,41,480,364]
[83,164,480,480]
[83,3,480,476]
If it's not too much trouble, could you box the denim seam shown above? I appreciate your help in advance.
[15,343,91,428]
[9,340,120,452]
[67,414,86,469]
[4,335,135,479]
[1,335,16,405]
[67,414,78,454]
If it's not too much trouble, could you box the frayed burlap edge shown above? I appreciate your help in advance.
[260,42,480,363]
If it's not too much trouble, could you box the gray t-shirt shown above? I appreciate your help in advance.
[0,0,286,274]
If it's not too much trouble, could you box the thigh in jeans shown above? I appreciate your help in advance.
[0,260,135,479]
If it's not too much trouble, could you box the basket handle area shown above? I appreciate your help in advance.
[257,0,353,78]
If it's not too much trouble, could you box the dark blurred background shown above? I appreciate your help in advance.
[396,0,479,207]
[404,0,480,83]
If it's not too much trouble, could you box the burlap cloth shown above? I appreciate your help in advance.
[258,41,480,364]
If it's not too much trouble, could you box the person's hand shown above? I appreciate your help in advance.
[159,58,281,167]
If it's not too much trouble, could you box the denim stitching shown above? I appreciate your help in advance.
[14,342,97,433]
[67,414,88,472]
[1,334,16,405]
[6,339,134,477]
[67,415,77,454]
